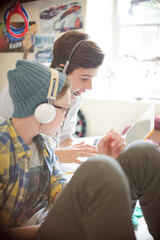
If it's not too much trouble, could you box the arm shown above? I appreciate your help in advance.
[55,96,98,164]
[98,129,126,159]
[55,137,98,164]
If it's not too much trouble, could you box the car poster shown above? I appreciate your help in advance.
[34,34,54,64]
[0,21,36,53]
[39,1,83,34]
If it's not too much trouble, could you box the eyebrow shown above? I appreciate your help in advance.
[80,75,92,78]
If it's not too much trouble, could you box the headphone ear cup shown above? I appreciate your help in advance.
[34,103,56,124]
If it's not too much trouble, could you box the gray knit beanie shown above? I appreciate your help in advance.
[8,59,65,118]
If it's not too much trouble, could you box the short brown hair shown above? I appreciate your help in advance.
[50,30,105,74]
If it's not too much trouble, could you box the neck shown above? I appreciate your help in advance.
[11,116,40,145]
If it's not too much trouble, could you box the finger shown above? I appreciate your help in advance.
[80,145,98,152]
[102,130,118,143]
[72,146,98,153]
[77,151,98,158]
[72,151,98,158]
[119,144,126,151]
[82,144,98,150]
[73,141,85,147]
[74,159,84,164]
[74,145,98,152]
[112,138,125,150]
[110,133,123,147]
[110,141,124,152]
[106,128,114,135]
[73,143,98,150]
[98,134,111,148]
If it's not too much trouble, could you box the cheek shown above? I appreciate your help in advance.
[71,78,81,89]
[40,113,64,135]
[50,112,64,127]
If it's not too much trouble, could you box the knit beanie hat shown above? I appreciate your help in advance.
[8,59,66,118]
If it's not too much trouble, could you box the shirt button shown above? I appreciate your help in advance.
[27,150,31,155]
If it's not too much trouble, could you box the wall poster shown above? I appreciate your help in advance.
[34,34,54,64]
[39,1,83,34]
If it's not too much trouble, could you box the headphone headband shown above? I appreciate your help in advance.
[63,39,86,74]
[34,68,59,124]
[47,68,59,102]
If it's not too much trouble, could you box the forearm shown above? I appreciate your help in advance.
[55,137,74,163]
[6,224,40,240]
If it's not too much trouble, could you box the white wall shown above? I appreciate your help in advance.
[81,97,160,137]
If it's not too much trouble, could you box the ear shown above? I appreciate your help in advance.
[59,64,65,67]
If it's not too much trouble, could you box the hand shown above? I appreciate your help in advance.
[55,142,98,164]
[97,129,126,158]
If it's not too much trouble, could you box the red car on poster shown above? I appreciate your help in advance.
[54,4,83,32]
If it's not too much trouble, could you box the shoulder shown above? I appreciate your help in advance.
[0,121,11,177]
[66,95,82,121]
[0,84,13,120]
[71,95,82,110]
[0,121,10,152]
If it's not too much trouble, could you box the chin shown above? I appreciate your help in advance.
[43,131,56,137]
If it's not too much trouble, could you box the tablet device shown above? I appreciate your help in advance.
[124,104,155,145]
[93,104,155,146]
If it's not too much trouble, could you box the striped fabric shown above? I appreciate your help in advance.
[0,120,67,227]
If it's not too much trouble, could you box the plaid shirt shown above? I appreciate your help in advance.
[0,120,67,227]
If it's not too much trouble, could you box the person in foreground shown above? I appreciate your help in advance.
[0,30,105,164]
[0,60,160,240]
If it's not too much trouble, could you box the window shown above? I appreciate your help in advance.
[85,0,160,100]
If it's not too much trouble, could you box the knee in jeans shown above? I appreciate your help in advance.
[76,155,128,190]
[125,140,160,166]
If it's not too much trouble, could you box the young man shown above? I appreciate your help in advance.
[0,60,160,240]
[0,30,105,164]
[0,59,71,237]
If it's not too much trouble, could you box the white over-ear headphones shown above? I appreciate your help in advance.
[34,68,59,124]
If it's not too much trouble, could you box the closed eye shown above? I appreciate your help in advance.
[81,77,91,81]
